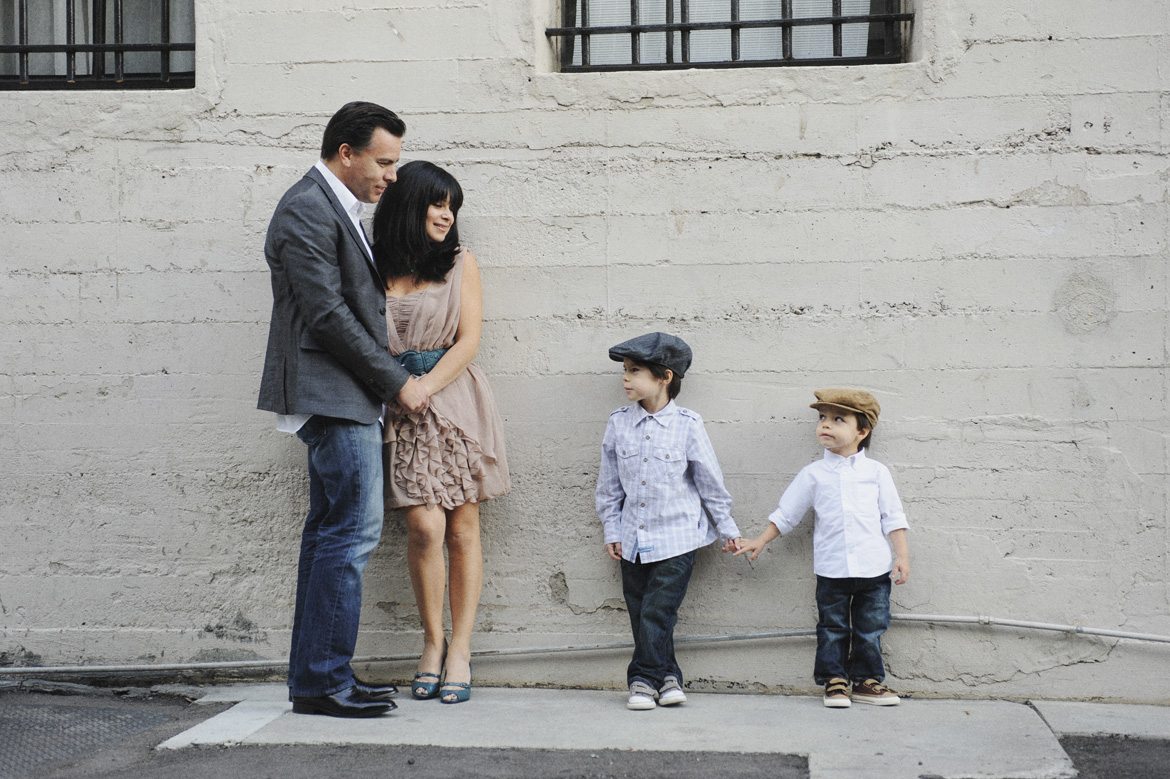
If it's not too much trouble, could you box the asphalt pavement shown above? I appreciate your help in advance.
[3,680,1169,778]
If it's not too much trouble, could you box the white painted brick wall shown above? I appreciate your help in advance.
[1,0,1166,700]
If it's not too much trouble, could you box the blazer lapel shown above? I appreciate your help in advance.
[305,167,379,274]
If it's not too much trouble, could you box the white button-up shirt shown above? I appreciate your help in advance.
[596,401,740,563]
[768,449,909,578]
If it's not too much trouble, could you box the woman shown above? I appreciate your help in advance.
[372,161,510,704]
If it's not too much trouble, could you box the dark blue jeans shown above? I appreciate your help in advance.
[289,416,385,698]
[813,573,892,685]
[620,551,695,689]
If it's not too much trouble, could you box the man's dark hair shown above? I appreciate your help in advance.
[372,161,464,284]
[320,101,406,161]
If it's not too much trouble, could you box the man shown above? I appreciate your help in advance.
[258,101,429,718]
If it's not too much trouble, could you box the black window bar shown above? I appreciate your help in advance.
[549,0,913,72]
[1,0,195,89]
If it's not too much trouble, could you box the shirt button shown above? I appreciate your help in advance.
[643,457,648,462]
[639,524,645,529]
[641,480,646,485]
[640,503,645,507]
[645,435,650,440]
[665,454,670,459]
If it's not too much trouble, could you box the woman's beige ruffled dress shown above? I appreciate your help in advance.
[383,249,510,509]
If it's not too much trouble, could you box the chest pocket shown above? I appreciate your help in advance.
[652,447,687,482]
[847,481,881,523]
[616,445,640,481]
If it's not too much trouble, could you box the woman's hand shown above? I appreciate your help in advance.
[395,375,430,413]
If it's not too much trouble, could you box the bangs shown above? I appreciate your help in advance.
[423,167,464,213]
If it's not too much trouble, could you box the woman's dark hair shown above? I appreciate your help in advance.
[372,161,464,284]
[320,101,406,160]
[644,362,683,400]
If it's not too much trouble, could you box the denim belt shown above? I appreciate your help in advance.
[394,348,448,375]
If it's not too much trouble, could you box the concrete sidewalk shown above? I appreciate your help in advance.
[158,683,1170,779]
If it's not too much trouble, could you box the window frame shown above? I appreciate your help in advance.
[0,0,195,90]
[546,0,914,73]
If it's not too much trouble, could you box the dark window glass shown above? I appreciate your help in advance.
[547,0,913,72]
[1,0,195,89]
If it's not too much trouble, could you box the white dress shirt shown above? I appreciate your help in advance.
[768,449,909,579]
[596,401,740,563]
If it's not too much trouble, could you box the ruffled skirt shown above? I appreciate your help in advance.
[383,366,510,510]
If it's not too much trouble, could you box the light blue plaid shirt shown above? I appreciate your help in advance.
[596,401,740,563]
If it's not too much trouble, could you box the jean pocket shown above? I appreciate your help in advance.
[295,415,325,447]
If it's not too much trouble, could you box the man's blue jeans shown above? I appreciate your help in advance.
[620,551,695,689]
[813,573,892,685]
[289,416,384,698]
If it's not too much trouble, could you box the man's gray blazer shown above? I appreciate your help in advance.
[257,167,411,424]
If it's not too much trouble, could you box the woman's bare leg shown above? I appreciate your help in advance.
[442,502,482,699]
[405,504,448,691]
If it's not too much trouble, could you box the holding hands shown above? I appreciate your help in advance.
[606,538,743,559]
[394,375,431,413]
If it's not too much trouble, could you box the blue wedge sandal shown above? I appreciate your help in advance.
[440,664,472,704]
[412,642,447,700]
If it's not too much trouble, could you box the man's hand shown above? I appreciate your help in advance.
[395,376,430,413]
[605,542,622,561]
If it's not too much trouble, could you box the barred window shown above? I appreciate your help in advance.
[0,0,194,89]
[547,0,913,72]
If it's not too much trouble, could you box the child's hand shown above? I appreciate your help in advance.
[733,536,768,563]
[891,556,910,585]
[721,536,743,553]
[605,542,622,561]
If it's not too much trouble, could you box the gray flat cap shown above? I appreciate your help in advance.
[608,332,692,378]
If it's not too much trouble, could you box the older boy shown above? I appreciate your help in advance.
[596,332,742,710]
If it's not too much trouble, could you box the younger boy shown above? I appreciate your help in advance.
[737,389,909,708]
[596,332,742,710]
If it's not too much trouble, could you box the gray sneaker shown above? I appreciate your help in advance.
[627,680,657,710]
[658,676,687,706]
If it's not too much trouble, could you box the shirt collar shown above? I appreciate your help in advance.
[634,399,679,428]
[314,160,365,222]
[822,447,868,470]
